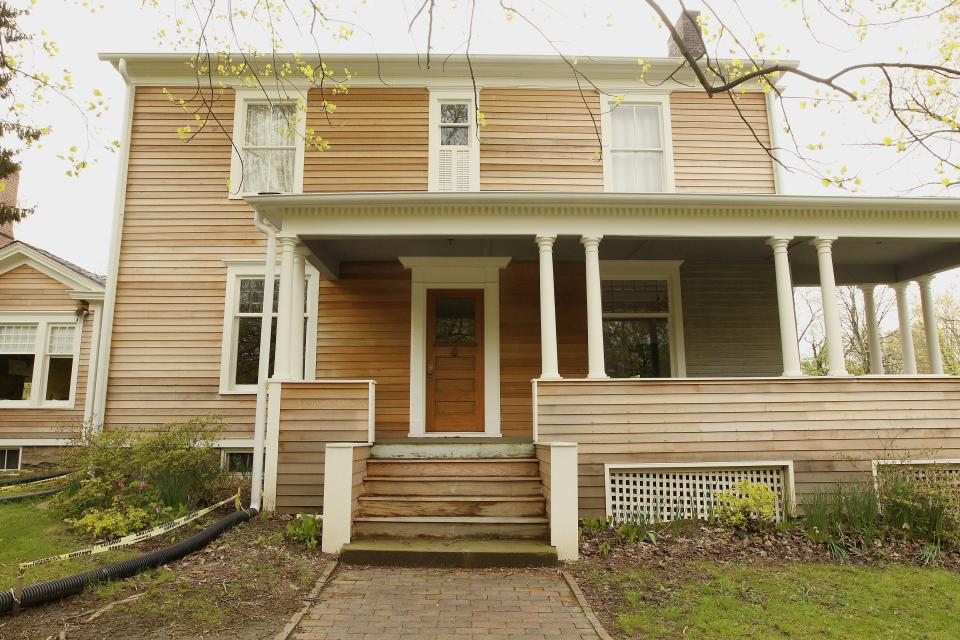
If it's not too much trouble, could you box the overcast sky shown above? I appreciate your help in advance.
[8,0,958,297]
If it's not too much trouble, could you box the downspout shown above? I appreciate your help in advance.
[91,58,134,432]
[250,211,278,512]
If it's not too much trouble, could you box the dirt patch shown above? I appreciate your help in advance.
[570,524,960,639]
[0,513,333,640]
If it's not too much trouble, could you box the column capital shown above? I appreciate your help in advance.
[765,237,793,251]
[535,235,556,249]
[580,235,603,249]
[858,283,879,294]
[277,235,299,249]
[810,236,837,252]
[890,280,911,293]
[915,274,936,289]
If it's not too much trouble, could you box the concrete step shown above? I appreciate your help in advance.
[356,495,546,518]
[363,475,544,497]
[371,442,535,459]
[352,516,550,540]
[366,458,540,478]
[340,538,558,568]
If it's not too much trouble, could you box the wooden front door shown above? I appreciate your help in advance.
[426,289,484,432]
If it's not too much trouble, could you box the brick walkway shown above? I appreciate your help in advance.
[290,565,602,640]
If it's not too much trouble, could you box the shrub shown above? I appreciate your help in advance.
[53,416,226,539]
[877,466,960,549]
[286,514,321,550]
[713,480,777,532]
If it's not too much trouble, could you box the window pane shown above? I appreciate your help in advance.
[602,280,669,314]
[611,107,638,148]
[0,354,35,400]
[235,317,277,385]
[440,126,468,146]
[1,449,19,471]
[603,317,670,378]
[47,325,75,355]
[441,103,468,124]
[245,103,295,146]
[226,451,254,474]
[243,148,295,193]
[434,297,477,346]
[632,105,661,148]
[611,151,638,191]
[45,356,73,401]
[634,151,664,192]
[0,324,37,353]
[238,278,265,314]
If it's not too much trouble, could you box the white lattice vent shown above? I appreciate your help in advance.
[873,460,960,491]
[606,462,793,524]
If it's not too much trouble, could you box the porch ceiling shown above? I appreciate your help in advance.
[302,235,960,286]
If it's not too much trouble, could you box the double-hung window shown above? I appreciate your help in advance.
[429,90,479,192]
[0,314,81,407]
[219,262,318,393]
[602,96,673,192]
[229,90,305,197]
[599,262,685,378]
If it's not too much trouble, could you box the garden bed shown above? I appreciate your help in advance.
[571,524,960,639]
[0,498,332,639]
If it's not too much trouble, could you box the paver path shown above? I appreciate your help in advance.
[291,565,602,640]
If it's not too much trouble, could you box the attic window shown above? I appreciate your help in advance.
[429,90,479,192]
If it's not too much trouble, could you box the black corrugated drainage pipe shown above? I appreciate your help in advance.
[0,487,64,503]
[0,507,258,615]
[0,470,72,487]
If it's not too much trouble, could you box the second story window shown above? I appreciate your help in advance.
[429,90,479,192]
[229,90,305,198]
[602,96,674,193]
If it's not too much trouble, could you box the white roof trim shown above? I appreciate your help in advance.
[0,243,105,297]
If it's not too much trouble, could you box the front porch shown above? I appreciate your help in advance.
[247,192,960,556]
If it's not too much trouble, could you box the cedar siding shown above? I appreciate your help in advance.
[0,264,93,444]
[670,91,775,193]
[105,86,261,437]
[479,89,603,191]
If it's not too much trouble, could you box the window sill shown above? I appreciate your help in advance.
[0,400,75,410]
[219,386,258,396]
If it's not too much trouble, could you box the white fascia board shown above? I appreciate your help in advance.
[0,245,104,294]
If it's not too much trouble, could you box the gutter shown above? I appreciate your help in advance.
[91,58,134,432]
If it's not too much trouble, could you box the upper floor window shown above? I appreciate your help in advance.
[229,90,305,198]
[429,90,479,192]
[0,314,81,407]
[602,96,674,193]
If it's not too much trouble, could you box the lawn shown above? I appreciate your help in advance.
[576,560,960,640]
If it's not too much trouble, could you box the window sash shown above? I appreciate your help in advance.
[0,318,79,406]
[240,102,297,194]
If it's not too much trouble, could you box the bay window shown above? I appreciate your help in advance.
[0,314,81,407]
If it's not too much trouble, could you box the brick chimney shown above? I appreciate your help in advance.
[667,10,705,59]
[0,170,19,246]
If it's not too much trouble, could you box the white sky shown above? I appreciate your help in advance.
[8,0,960,296]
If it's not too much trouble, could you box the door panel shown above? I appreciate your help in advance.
[426,289,484,432]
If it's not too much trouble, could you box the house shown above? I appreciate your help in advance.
[6,14,957,560]
[0,171,106,472]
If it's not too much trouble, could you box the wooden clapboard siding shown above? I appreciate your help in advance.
[303,88,429,192]
[315,262,411,439]
[274,381,371,513]
[670,92,775,193]
[536,377,960,517]
[681,260,782,377]
[0,265,95,443]
[105,86,263,437]
[480,89,603,191]
[0,265,78,311]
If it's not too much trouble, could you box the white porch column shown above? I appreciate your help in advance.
[767,238,802,377]
[859,284,885,375]
[917,275,944,375]
[289,246,307,380]
[892,281,917,374]
[536,235,561,380]
[274,236,296,379]
[581,235,607,379]
[812,237,848,376]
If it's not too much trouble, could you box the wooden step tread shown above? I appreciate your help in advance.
[354,516,549,524]
[358,496,544,502]
[369,458,538,463]
[366,475,540,482]
[340,538,558,568]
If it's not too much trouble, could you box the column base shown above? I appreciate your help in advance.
[537,374,563,381]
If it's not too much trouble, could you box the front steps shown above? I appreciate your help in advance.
[350,447,554,564]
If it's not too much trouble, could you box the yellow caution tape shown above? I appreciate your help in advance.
[19,490,241,571]
[0,472,78,495]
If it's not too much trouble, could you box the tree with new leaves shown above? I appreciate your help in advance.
[135,0,960,194]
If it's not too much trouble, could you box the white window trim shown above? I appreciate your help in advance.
[218,260,319,395]
[399,257,510,437]
[1,447,22,471]
[220,447,254,475]
[0,311,83,409]
[600,94,676,193]
[228,88,306,200]
[599,260,686,377]
[427,88,481,192]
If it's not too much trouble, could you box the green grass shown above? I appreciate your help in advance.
[591,561,960,639]
[0,497,133,590]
